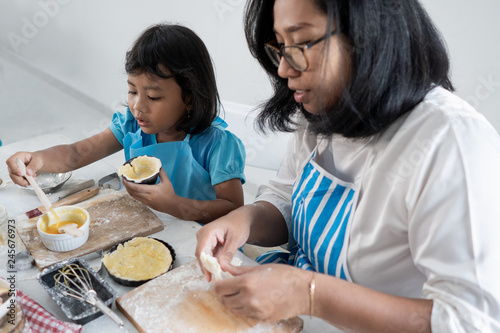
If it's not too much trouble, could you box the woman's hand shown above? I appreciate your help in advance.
[6,152,44,186]
[195,210,253,281]
[212,264,311,322]
[121,168,175,212]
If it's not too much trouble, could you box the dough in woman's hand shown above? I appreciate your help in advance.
[200,252,241,280]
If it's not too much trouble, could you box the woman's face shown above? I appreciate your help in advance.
[127,67,188,143]
[272,0,352,114]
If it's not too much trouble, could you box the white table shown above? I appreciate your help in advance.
[0,134,336,333]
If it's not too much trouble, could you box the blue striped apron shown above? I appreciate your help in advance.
[257,146,365,281]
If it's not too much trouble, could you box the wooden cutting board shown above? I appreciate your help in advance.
[116,260,303,333]
[16,191,164,270]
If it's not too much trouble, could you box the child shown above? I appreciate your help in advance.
[7,23,246,223]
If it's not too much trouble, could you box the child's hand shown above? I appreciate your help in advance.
[122,168,176,212]
[6,152,43,186]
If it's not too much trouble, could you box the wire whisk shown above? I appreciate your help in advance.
[54,263,124,328]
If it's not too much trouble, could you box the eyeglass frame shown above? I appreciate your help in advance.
[264,30,339,72]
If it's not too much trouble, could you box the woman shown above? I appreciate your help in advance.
[196,0,500,331]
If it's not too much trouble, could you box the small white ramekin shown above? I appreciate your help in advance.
[37,206,90,252]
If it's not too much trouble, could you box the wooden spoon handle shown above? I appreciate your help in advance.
[16,159,52,211]
[58,223,84,237]
[54,187,100,208]
[37,187,100,214]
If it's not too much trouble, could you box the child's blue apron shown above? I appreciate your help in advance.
[122,119,227,201]
[257,142,372,282]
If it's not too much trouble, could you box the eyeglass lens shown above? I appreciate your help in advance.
[264,45,281,67]
[264,45,307,71]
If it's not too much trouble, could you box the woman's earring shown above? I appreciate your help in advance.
[187,108,191,119]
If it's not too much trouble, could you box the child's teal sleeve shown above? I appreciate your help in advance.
[208,131,246,186]
[109,108,137,145]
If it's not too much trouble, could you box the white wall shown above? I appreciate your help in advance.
[421,0,500,131]
[1,0,499,138]
[0,0,271,112]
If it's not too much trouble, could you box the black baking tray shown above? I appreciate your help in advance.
[101,237,175,287]
[37,257,117,325]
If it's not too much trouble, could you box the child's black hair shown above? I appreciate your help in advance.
[244,0,454,138]
[126,23,220,134]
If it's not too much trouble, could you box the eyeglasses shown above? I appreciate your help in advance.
[264,31,338,72]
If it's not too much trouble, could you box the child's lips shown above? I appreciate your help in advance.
[136,118,149,127]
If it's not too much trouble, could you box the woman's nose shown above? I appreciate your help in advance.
[277,56,299,79]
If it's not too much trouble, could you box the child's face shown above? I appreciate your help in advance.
[127,69,188,142]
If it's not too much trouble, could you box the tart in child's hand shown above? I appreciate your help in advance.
[118,155,161,185]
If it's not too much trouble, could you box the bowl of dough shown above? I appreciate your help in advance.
[37,206,90,252]
[118,155,162,185]
[101,237,175,286]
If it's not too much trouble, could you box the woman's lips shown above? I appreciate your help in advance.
[294,90,308,104]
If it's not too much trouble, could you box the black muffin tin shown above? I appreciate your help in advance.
[102,237,175,287]
[37,258,117,325]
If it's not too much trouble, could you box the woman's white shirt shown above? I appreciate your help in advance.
[256,87,500,331]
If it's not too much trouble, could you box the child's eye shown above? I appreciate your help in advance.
[148,96,161,101]
[128,91,137,95]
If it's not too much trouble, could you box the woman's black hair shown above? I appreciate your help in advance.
[126,23,220,134]
[244,0,454,138]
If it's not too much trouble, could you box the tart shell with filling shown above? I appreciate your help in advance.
[102,237,175,286]
[118,156,162,185]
